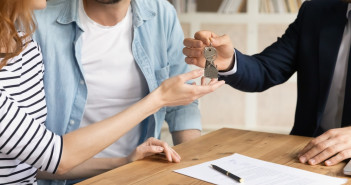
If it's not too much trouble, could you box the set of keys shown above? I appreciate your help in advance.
[204,43,218,79]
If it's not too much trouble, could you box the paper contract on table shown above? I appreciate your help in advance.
[174,153,347,185]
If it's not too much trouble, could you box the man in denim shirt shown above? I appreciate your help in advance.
[34,0,202,184]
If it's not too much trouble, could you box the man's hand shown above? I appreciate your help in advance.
[183,31,235,71]
[298,127,351,166]
[127,137,181,163]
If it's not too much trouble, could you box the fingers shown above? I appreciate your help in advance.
[183,46,206,68]
[170,147,181,161]
[183,34,208,69]
[298,130,334,161]
[146,138,180,163]
[299,139,338,165]
[164,146,181,163]
[184,31,233,70]
[183,38,204,48]
[200,77,218,86]
[201,76,206,86]
[210,34,230,48]
[148,146,165,153]
[194,31,215,45]
[298,128,351,166]
[208,78,218,86]
[325,149,351,166]
[207,80,225,90]
[190,80,225,98]
[183,47,203,58]
[159,70,224,107]
[147,146,180,163]
[185,57,206,68]
[162,144,174,162]
[146,138,172,162]
[179,69,204,82]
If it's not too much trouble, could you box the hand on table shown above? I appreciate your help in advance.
[298,127,351,166]
[183,31,235,71]
[127,137,181,163]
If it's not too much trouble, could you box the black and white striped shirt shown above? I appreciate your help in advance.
[0,39,63,184]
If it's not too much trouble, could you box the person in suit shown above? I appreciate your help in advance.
[183,0,351,166]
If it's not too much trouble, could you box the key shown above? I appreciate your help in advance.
[204,45,218,79]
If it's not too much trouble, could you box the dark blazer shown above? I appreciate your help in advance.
[219,0,349,137]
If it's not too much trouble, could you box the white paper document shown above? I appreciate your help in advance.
[174,154,348,185]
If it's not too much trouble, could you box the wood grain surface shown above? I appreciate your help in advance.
[78,128,351,185]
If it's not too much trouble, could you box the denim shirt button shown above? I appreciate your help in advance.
[69,120,75,125]
[80,80,85,85]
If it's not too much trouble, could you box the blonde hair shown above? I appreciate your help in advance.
[0,0,36,69]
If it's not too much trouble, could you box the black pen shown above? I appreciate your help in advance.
[211,164,244,183]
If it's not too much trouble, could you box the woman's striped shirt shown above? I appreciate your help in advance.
[0,39,63,184]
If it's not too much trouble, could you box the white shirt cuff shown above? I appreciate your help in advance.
[218,50,237,76]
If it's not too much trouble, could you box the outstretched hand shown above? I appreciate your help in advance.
[155,69,225,107]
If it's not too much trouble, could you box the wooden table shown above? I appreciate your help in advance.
[78,128,351,185]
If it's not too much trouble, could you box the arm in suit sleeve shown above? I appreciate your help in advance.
[220,2,308,92]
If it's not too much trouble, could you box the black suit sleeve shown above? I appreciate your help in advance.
[219,2,309,92]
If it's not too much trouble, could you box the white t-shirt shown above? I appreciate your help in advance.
[78,0,148,158]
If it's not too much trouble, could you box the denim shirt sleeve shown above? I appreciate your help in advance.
[164,6,202,132]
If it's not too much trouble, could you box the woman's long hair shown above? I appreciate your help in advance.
[0,0,36,69]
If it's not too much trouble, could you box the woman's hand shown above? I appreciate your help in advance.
[127,137,181,163]
[154,69,225,107]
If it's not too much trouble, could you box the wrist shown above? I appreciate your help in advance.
[219,55,235,72]
[147,88,164,112]
[110,157,129,168]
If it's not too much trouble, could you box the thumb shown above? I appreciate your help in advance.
[179,69,204,82]
[210,34,230,47]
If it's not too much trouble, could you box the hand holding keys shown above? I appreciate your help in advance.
[183,31,235,76]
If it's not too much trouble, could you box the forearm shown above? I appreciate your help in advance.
[172,129,201,145]
[166,102,202,145]
[57,91,163,174]
[220,49,296,92]
[37,158,128,180]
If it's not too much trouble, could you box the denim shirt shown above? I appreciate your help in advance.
[34,0,201,184]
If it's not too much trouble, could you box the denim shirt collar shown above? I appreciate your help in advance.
[56,0,156,29]
[131,0,157,27]
[56,0,80,26]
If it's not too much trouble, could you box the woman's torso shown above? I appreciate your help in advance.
[0,39,53,185]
